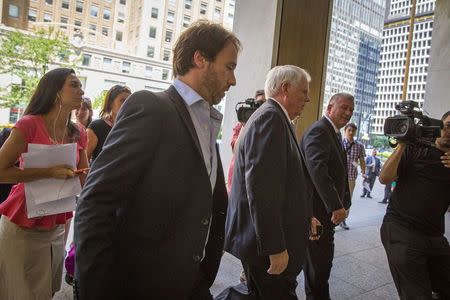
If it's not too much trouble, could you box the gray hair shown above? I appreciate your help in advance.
[328,93,354,106]
[264,65,311,98]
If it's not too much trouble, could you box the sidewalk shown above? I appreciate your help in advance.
[211,175,450,299]
[54,175,450,299]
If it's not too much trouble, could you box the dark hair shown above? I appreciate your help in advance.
[344,123,357,130]
[255,89,265,98]
[80,97,93,126]
[441,110,450,121]
[172,20,241,77]
[24,68,80,141]
[100,85,131,118]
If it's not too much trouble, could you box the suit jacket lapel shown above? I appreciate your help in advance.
[268,99,303,155]
[321,117,346,164]
[166,85,203,160]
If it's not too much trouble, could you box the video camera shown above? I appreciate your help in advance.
[235,98,263,123]
[384,100,443,146]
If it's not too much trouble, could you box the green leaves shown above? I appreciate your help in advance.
[0,28,77,108]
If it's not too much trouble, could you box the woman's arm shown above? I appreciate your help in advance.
[77,149,89,187]
[0,128,74,183]
[86,128,98,162]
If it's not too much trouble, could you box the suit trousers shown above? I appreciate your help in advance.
[303,227,335,300]
[362,174,376,196]
[241,259,299,300]
[381,221,450,299]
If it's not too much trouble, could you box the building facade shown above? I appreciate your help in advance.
[0,0,235,123]
[371,0,435,135]
[323,0,385,140]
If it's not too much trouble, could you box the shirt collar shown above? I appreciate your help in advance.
[269,97,292,123]
[324,115,339,133]
[173,78,203,107]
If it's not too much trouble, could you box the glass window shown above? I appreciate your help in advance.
[103,57,112,66]
[90,5,99,17]
[45,0,53,5]
[185,0,192,9]
[62,0,69,9]
[103,9,111,20]
[44,13,52,22]
[122,61,131,74]
[200,2,207,14]
[165,30,173,43]
[163,49,170,61]
[102,27,109,36]
[214,7,221,19]
[116,31,123,41]
[117,12,125,23]
[89,24,96,35]
[120,0,126,5]
[162,69,169,80]
[149,27,157,38]
[76,1,83,13]
[147,46,155,58]
[183,15,191,27]
[167,11,175,24]
[28,9,37,22]
[60,17,68,29]
[8,4,19,17]
[151,7,158,18]
[82,54,91,66]
[145,66,153,78]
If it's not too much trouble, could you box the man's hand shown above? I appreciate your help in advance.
[331,208,346,225]
[267,250,289,275]
[440,151,450,168]
[362,173,368,179]
[309,217,322,241]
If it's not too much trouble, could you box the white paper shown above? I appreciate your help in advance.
[26,195,76,218]
[23,143,80,217]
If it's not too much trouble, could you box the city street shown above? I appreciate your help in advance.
[55,175,450,300]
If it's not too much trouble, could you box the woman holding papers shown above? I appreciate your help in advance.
[86,85,131,162]
[0,68,89,299]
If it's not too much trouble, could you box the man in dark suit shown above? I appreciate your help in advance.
[300,93,354,300]
[74,21,240,300]
[361,149,381,198]
[225,65,315,299]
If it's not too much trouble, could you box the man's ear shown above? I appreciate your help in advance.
[193,50,206,68]
[281,82,290,95]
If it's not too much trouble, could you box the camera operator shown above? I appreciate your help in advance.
[379,110,450,299]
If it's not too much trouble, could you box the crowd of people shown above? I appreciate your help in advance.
[0,20,449,300]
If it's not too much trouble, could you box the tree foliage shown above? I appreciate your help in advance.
[370,134,390,150]
[0,27,77,108]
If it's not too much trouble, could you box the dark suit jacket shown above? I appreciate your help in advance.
[300,116,351,228]
[74,86,227,300]
[224,99,312,271]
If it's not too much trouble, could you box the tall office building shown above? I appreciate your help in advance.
[323,0,385,139]
[0,0,235,121]
[371,0,435,135]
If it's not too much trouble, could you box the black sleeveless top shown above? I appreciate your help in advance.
[88,118,112,162]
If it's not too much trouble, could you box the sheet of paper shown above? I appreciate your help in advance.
[23,143,81,204]
[26,194,76,218]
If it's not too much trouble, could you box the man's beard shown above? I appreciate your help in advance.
[202,66,223,105]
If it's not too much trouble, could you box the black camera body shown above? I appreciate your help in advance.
[235,98,263,123]
[384,100,443,145]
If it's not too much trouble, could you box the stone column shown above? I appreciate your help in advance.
[424,0,450,119]
[220,0,333,178]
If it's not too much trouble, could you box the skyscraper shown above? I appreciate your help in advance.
[371,0,435,135]
[323,0,385,139]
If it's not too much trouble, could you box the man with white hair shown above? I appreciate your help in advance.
[224,65,315,299]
